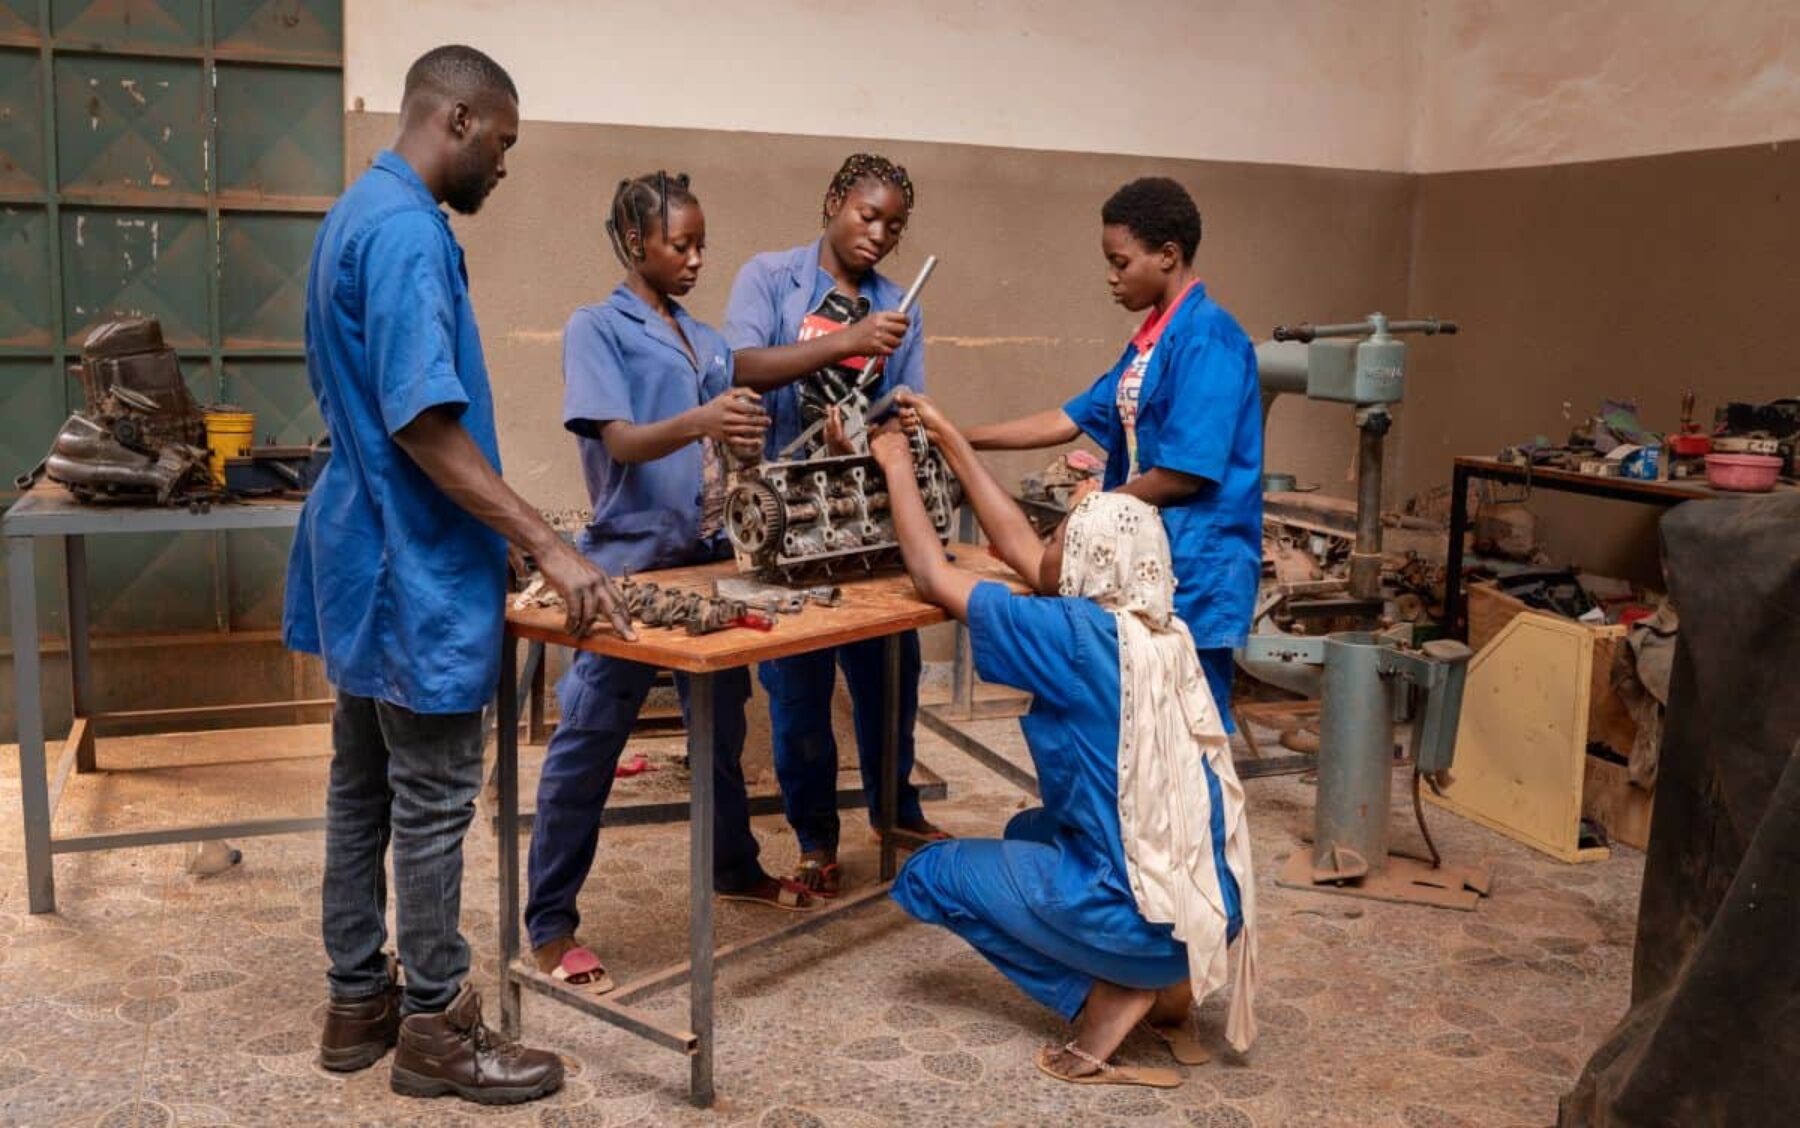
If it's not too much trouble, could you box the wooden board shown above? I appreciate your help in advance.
[1427,610,1611,863]
[1582,753,1655,850]
[506,542,1030,674]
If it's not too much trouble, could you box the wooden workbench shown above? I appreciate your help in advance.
[495,543,1029,1107]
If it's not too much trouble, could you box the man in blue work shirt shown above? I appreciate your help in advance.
[960,177,1262,718]
[284,45,631,1106]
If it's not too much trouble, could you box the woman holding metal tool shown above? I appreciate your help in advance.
[956,177,1263,722]
[527,172,820,999]
[722,153,947,900]
[873,396,1257,1088]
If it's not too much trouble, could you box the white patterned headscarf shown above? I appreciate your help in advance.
[1059,492,1259,1052]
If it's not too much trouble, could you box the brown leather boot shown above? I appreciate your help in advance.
[318,970,402,1072]
[389,984,563,1105]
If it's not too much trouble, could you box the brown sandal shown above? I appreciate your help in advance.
[1035,1043,1181,1089]
[1142,1020,1211,1065]
[717,877,819,912]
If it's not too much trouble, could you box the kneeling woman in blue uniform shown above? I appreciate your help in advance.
[963,178,1262,720]
[875,395,1258,1088]
[721,154,944,898]
[528,172,818,995]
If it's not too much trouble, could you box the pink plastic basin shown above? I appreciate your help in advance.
[1704,453,1782,492]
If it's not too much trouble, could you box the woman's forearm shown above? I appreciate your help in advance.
[933,430,1044,587]
[965,408,1080,451]
[886,455,978,618]
[732,338,852,391]
[599,412,706,464]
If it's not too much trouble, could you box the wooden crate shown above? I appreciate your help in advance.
[1428,585,1654,860]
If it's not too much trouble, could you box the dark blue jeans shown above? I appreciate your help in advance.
[759,630,923,855]
[322,692,483,1015]
[525,654,764,951]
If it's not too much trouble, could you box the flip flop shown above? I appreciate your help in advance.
[790,859,842,899]
[1143,1020,1212,1066]
[542,944,614,996]
[717,877,818,913]
[1035,1044,1180,1089]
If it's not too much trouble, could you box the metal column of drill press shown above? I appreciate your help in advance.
[1243,631,1490,910]
[1254,314,1457,616]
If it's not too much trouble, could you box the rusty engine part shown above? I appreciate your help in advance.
[712,576,840,614]
[725,425,961,583]
[25,318,216,505]
[512,574,766,636]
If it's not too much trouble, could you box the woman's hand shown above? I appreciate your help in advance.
[896,389,956,446]
[696,388,769,447]
[839,310,909,360]
[869,428,915,475]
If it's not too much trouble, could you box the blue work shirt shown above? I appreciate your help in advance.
[721,238,926,458]
[283,150,506,715]
[563,284,735,575]
[966,581,1241,941]
[1064,284,1263,650]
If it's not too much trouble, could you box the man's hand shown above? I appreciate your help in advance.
[695,388,768,448]
[840,310,908,360]
[537,539,635,639]
[896,389,955,446]
[869,428,915,475]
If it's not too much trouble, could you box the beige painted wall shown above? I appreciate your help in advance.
[345,114,1414,523]
[348,0,1422,170]
[1412,0,1800,171]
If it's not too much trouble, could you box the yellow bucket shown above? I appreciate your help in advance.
[204,408,256,485]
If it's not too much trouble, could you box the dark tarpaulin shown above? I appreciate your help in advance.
[1560,493,1800,1128]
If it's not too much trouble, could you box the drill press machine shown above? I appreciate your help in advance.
[1240,314,1490,910]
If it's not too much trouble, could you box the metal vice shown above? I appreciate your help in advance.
[1240,631,1491,910]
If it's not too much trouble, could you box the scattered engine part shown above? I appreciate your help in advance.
[713,576,841,615]
[29,318,216,505]
[1020,449,1103,511]
[511,574,769,636]
[725,427,962,583]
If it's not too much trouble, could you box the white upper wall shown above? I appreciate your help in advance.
[1412,0,1800,170]
[346,1,1800,173]
[346,0,1422,171]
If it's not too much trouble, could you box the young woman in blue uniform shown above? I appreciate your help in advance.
[721,154,945,898]
[526,172,817,995]
[873,395,1258,1088]
[962,178,1263,721]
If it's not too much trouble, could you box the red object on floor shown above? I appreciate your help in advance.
[615,753,654,778]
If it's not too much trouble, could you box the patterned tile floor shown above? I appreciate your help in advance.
[0,709,1640,1127]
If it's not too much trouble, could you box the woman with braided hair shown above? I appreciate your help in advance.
[526,172,820,1000]
[722,153,947,900]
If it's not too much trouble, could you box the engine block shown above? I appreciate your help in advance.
[725,435,961,583]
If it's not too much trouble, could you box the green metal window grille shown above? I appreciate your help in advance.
[1,0,343,636]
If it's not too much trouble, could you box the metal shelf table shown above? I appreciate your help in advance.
[5,483,325,914]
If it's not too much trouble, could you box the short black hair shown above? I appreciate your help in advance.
[822,153,915,226]
[402,45,518,110]
[1101,177,1201,263]
[606,170,697,267]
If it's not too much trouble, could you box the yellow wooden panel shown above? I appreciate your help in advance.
[1427,611,1604,863]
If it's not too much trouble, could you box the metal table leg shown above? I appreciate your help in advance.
[497,637,523,1040]
[65,534,95,773]
[9,536,54,913]
[879,633,900,882]
[1445,461,1471,641]
[687,672,716,1107]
